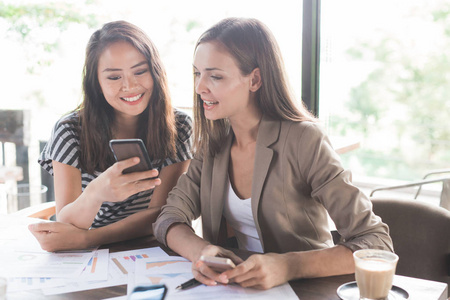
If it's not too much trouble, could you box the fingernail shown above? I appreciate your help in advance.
[219,275,228,283]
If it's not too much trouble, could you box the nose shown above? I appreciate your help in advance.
[121,75,138,92]
[195,75,208,95]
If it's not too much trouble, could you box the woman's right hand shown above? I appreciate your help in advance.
[86,157,161,204]
[192,244,244,286]
[29,221,90,252]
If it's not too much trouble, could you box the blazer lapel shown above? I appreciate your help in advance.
[209,133,233,244]
[251,116,281,250]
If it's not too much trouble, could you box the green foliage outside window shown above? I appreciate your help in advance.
[0,2,99,74]
[334,2,450,180]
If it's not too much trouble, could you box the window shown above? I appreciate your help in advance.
[320,0,450,187]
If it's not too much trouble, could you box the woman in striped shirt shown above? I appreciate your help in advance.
[29,21,192,251]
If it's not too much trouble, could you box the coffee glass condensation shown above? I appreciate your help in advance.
[353,249,399,300]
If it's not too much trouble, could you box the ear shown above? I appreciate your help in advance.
[249,68,262,92]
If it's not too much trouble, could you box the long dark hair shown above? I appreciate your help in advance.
[193,17,316,156]
[76,20,176,173]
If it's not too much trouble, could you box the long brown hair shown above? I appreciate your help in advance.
[76,20,176,173]
[193,17,316,157]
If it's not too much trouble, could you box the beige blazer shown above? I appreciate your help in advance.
[154,116,393,253]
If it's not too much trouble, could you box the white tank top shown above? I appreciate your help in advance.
[222,180,263,253]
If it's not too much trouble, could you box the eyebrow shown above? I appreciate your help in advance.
[193,65,224,72]
[102,61,148,72]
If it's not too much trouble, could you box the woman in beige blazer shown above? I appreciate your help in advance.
[154,17,393,290]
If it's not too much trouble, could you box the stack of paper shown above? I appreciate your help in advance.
[1,215,298,299]
[42,247,169,295]
[0,215,168,296]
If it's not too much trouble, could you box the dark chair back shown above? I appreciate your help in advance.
[371,197,450,286]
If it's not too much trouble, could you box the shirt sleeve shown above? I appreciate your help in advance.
[38,113,81,176]
[153,155,203,246]
[297,123,394,252]
[160,110,194,168]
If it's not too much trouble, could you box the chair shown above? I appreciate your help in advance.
[370,197,450,286]
[11,201,56,220]
[370,169,450,211]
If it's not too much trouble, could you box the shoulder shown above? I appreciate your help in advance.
[39,111,82,171]
[53,112,80,134]
[280,120,334,164]
[173,109,193,141]
[49,112,80,141]
[277,120,341,183]
[57,111,80,125]
[281,120,327,142]
[174,109,193,127]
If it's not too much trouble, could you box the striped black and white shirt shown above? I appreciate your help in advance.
[38,110,193,228]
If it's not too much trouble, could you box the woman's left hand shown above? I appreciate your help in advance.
[28,221,90,252]
[222,253,293,290]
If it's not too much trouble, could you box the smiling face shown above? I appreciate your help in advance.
[97,41,154,121]
[193,42,260,123]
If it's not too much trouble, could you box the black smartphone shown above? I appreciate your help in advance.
[109,139,154,174]
[128,284,167,300]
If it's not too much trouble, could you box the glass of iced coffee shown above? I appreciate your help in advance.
[353,249,399,300]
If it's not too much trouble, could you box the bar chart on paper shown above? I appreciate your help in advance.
[42,249,111,296]
[42,247,170,296]
[112,253,151,273]
[124,253,149,261]
[7,277,65,292]
[88,253,98,272]
[82,249,109,281]
[144,259,192,275]
[132,256,194,297]
[110,247,169,276]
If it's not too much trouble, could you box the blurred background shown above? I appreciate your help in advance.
[1,0,449,212]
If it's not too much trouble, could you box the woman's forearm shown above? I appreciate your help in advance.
[286,245,354,280]
[57,189,102,229]
[84,206,162,248]
[52,161,99,228]
[166,223,210,261]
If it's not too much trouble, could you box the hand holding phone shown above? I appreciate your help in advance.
[200,255,236,273]
[109,139,154,174]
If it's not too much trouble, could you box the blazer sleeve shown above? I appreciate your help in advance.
[153,155,203,246]
[297,123,394,252]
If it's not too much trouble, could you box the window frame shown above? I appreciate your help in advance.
[302,0,321,117]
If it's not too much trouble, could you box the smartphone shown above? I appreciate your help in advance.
[109,139,154,174]
[128,284,167,300]
[199,255,236,273]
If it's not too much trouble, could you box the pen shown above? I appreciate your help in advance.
[176,278,202,290]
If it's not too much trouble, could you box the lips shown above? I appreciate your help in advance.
[121,93,144,102]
